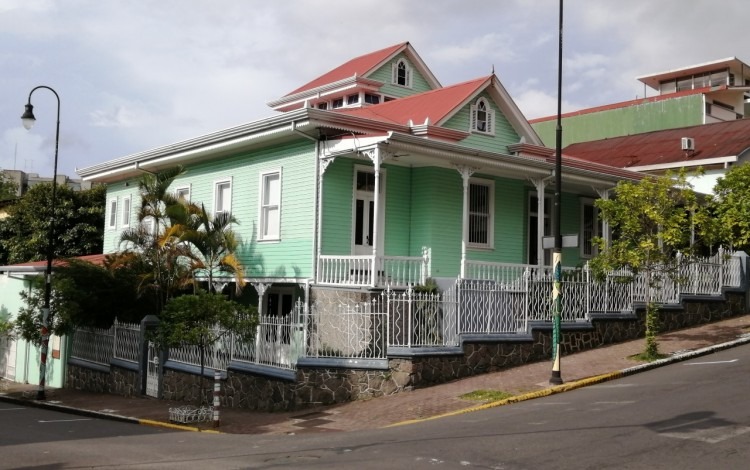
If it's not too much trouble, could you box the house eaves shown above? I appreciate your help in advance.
[267,76,384,111]
[77,108,415,183]
[627,155,737,172]
[381,132,639,186]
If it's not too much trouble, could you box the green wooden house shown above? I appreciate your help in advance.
[78,42,642,312]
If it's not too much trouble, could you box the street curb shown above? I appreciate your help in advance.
[0,393,216,433]
[387,334,750,428]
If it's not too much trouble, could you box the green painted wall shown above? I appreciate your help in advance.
[102,180,139,253]
[321,158,354,255]
[368,52,436,98]
[0,273,65,387]
[532,94,705,147]
[443,91,521,154]
[104,139,317,280]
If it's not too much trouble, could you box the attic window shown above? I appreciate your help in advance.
[364,93,380,104]
[470,98,495,135]
[347,93,360,105]
[392,59,412,88]
[317,102,328,110]
[332,98,344,109]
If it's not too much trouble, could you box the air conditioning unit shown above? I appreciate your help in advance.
[681,137,695,151]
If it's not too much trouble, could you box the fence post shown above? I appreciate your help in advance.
[407,287,413,348]
[212,370,220,427]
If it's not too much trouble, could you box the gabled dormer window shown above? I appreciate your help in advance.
[392,59,412,88]
[470,98,495,135]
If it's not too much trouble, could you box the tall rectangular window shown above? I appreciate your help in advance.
[108,199,118,229]
[581,200,600,258]
[121,196,131,227]
[468,180,494,248]
[214,179,232,215]
[260,170,281,240]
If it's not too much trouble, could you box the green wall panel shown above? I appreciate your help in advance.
[104,140,317,280]
[532,94,705,147]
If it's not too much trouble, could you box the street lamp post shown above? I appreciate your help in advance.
[21,85,61,401]
[550,0,564,385]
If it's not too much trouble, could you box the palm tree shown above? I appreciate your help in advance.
[119,166,192,314]
[179,203,245,295]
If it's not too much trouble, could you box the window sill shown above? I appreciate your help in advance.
[258,238,281,243]
[468,244,494,251]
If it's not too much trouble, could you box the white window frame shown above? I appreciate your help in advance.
[467,178,495,249]
[141,216,156,236]
[391,59,413,88]
[259,169,282,241]
[213,178,232,215]
[470,98,495,135]
[580,198,601,258]
[174,184,191,202]
[121,196,131,228]
[108,198,118,229]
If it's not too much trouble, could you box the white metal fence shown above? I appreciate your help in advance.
[69,251,744,373]
[303,300,388,359]
[70,319,140,366]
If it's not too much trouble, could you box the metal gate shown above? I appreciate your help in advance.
[145,341,160,398]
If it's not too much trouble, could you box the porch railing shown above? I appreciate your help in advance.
[317,251,429,288]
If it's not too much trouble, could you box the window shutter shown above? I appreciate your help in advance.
[470,104,477,131]
[487,109,494,134]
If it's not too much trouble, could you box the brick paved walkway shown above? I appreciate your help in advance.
[3,315,749,435]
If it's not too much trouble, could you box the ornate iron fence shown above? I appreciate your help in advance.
[231,313,299,370]
[113,320,140,363]
[304,299,387,359]
[70,325,114,366]
[69,251,743,370]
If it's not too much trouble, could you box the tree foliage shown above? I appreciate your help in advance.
[13,255,157,344]
[706,162,750,251]
[153,291,257,404]
[0,183,105,265]
[118,166,193,315]
[591,171,701,358]
[179,203,245,294]
[0,173,18,201]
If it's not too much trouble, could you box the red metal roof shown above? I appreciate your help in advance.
[1,253,108,270]
[284,42,408,97]
[337,76,490,126]
[562,118,750,168]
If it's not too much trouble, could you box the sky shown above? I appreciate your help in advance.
[2,0,749,179]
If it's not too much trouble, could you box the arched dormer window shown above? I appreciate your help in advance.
[392,59,412,88]
[470,98,494,135]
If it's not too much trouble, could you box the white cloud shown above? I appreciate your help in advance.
[2,0,750,178]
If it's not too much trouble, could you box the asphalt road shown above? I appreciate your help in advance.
[2,344,749,469]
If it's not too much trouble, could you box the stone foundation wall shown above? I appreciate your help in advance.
[67,291,746,412]
[66,362,139,396]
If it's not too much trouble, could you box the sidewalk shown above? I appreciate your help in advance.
[3,315,750,435]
